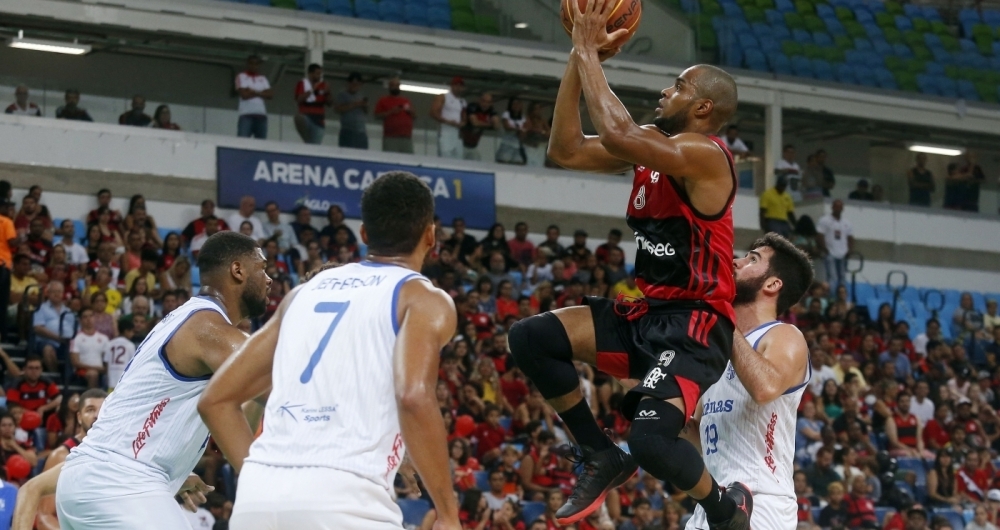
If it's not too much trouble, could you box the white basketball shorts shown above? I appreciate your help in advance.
[230,462,404,530]
[685,494,797,530]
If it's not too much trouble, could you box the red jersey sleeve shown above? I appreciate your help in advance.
[5,387,18,405]
[293,80,306,100]
[48,382,60,400]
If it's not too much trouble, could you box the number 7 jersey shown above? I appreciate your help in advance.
[245,262,427,492]
[699,321,810,501]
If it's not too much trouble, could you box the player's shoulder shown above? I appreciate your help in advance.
[399,278,454,311]
[760,323,808,350]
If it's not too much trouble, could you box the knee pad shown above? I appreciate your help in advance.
[629,399,704,491]
[508,313,578,399]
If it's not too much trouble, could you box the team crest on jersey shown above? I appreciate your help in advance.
[650,171,660,183]
[643,367,667,389]
[726,364,736,380]
[658,350,675,367]
[633,185,646,210]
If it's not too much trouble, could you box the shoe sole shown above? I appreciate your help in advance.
[555,465,639,526]
[731,481,754,530]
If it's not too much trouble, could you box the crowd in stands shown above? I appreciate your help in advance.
[0,175,997,528]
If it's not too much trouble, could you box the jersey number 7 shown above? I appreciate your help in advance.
[300,301,351,384]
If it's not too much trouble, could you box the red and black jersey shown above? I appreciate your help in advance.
[626,135,737,323]
[893,412,919,447]
[6,378,60,412]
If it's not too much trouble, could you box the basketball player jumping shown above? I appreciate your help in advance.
[198,172,460,529]
[54,232,271,529]
[684,233,813,529]
[508,0,748,528]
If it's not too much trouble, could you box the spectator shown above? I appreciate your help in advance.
[151,104,181,130]
[594,228,622,265]
[6,355,61,415]
[0,201,16,269]
[334,72,368,149]
[495,96,526,165]
[293,63,332,145]
[848,179,875,201]
[190,216,221,257]
[507,222,535,269]
[537,225,565,261]
[888,390,931,458]
[70,308,109,389]
[807,446,842,496]
[15,194,52,238]
[915,320,944,357]
[911,380,936,426]
[118,95,152,127]
[4,84,40,116]
[33,282,75,371]
[817,149,836,197]
[879,336,912,383]
[907,505,932,530]
[776,144,803,202]
[260,201,294,253]
[968,505,997,530]
[983,299,999,334]
[448,217,478,265]
[796,401,824,462]
[816,199,854,293]
[235,55,273,139]
[431,76,467,159]
[801,154,824,201]
[182,199,229,247]
[373,76,415,154]
[953,293,983,341]
[618,498,655,530]
[483,469,518,510]
[55,219,89,265]
[907,153,935,207]
[871,184,888,203]
[289,205,318,243]
[566,229,591,264]
[461,92,498,161]
[227,195,265,240]
[722,125,749,157]
[318,204,356,250]
[927,449,961,510]
[759,175,796,237]
[818,481,849,528]
[957,450,989,504]
[86,189,122,232]
[521,102,550,167]
[472,404,508,464]
[956,151,985,213]
[55,89,93,121]
[0,414,38,470]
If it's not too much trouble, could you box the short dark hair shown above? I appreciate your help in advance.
[783,144,795,150]
[361,172,434,256]
[13,254,30,265]
[347,72,362,82]
[80,388,108,402]
[140,249,159,264]
[264,200,278,209]
[118,316,135,333]
[65,88,80,97]
[197,231,261,277]
[97,188,111,197]
[751,233,814,315]
[609,228,622,237]
[307,63,322,73]
[632,498,652,510]
[546,224,559,232]
[24,354,42,366]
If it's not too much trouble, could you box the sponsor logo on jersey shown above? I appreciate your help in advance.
[702,399,734,416]
[634,233,676,257]
[643,367,667,389]
[764,412,778,474]
[132,397,170,458]
[658,350,675,368]
[383,433,405,481]
[634,185,646,210]
[650,171,660,183]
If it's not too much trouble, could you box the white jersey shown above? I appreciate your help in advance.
[699,321,810,501]
[104,336,137,389]
[66,296,230,494]
[70,330,109,368]
[246,262,427,492]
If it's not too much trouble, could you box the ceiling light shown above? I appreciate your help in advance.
[8,30,91,55]
[907,144,963,156]
[514,22,529,29]
[399,82,449,95]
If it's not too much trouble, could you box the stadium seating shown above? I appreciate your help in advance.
[678,0,1000,103]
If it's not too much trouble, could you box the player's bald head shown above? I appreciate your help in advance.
[687,64,738,129]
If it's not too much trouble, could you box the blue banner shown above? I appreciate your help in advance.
[216,147,496,229]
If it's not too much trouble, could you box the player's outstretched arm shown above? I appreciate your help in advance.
[731,324,808,404]
[548,49,632,174]
[12,462,61,530]
[198,287,301,473]
[394,280,460,529]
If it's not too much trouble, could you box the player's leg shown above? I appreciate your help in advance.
[508,300,638,524]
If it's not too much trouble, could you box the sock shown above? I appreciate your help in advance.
[558,399,614,451]
[697,477,736,523]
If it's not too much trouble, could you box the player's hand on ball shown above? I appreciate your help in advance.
[571,0,630,54]
[598,46,623,62]
[178,473,215,512]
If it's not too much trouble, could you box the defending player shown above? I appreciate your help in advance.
[198,172,460,529]
[685,233,813,529]
[54,232,271,529]
[508,0,746,528]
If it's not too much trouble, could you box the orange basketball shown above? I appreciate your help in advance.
[561,0,643,49]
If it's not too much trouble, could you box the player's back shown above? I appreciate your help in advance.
[246,262,426,492]
[699,321,809,500]
[67,296,230,494]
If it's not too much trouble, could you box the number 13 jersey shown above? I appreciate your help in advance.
[245,262,427,492]
[699,321,810,501]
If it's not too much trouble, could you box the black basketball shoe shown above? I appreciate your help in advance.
[553,444,638,525]
[708,482,753,530]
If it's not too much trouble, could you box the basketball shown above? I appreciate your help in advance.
[561,0,643,49]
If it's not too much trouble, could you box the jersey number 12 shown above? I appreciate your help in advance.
[300,301,351,384]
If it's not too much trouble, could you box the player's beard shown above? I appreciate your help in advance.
[733,270,769,307]
[242,280,269,319]
[653,103,692,135]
